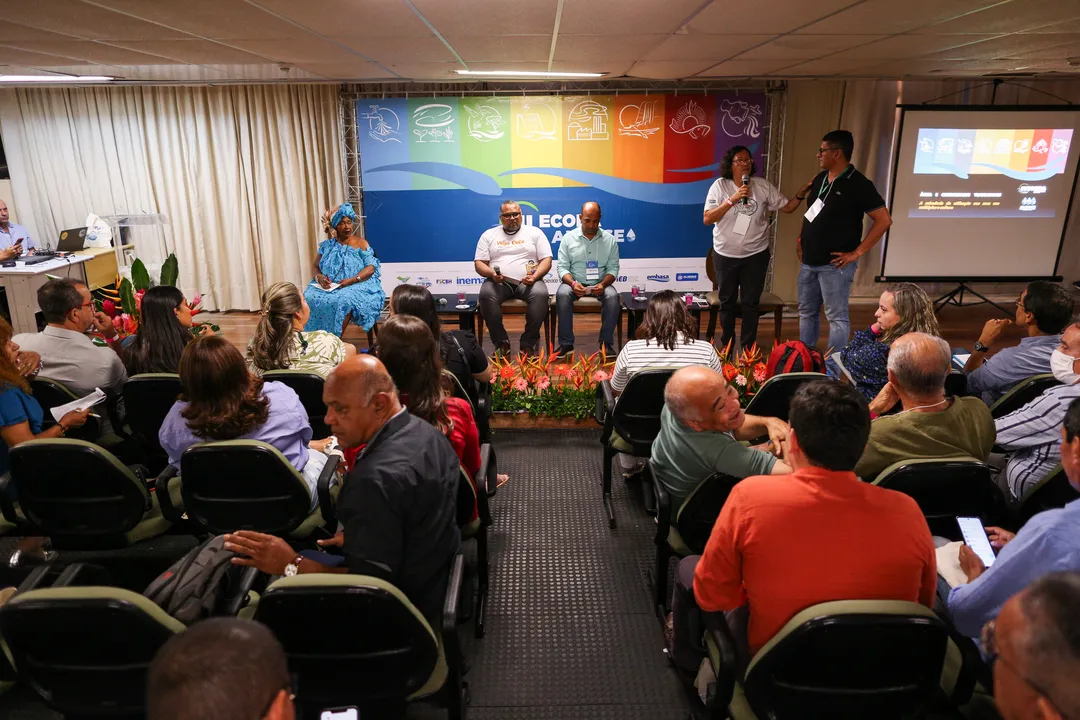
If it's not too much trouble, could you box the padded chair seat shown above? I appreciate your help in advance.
[495,297,556,311]
[125,492,173,544]
[461,517,482,540]
[666,526,692,558]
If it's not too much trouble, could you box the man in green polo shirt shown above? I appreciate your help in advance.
[556,201,620,356]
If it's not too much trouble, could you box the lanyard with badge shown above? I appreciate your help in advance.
[730,178,753,236]
[804,166,852,223]
[583,234,600,282]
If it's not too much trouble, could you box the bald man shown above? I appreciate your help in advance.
[0,200,34,262]
[853,332,995,480]
[225,356,460,623]
[651,365,791,519]
[555,201,621,356]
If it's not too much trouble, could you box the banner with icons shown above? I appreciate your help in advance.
[356,93,770,293]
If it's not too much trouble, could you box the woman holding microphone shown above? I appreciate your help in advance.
[703,146,811,351]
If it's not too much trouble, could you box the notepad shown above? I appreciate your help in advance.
[50,387,107,423]
[935,541,968,589]
[309,281,341,292]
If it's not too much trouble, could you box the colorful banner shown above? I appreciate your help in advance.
[913,127,1074,179]
[358,93,770,292]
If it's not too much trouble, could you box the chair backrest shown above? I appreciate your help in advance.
[944,370,967,398]
[1017,465,1078,525]
[744,372,824,422]
[611,369,675,450]
[990,373,1060,419]
[30,377,101,439]
[872,457,1005,539]
[675,472,741,554]
[9,439,150,545]
[122,373,182,454]
[0,586,184,717]
[179,440,314,535]
[254,574,439,709]
[262,370,330,439]
[457,465,478,528]
[743,600,948,719]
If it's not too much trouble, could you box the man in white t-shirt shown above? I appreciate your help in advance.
[474,201,553,355]
[703,146,810,351]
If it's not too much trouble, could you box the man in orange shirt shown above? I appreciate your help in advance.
[669,379,936,672]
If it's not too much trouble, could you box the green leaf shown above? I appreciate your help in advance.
[159,253,179,287]
[130,259,151,291]
[119,277,138,317]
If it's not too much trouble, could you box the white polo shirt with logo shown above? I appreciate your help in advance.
[473,225,552,281]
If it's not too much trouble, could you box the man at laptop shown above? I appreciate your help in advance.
[0,200,34,261]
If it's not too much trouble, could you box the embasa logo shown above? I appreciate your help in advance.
[676,273,698,282]
[647,274,670,283]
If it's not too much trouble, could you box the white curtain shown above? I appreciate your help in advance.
[0,84,344,310]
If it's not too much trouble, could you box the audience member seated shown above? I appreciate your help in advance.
[390,283,492,402]
[651,365,790,520]
[13,277,127,397]
[963,281,1073,406]
[944,397,1080,640]
[147,617,295,720]
[159,336,326,511]
[123,285,204,375]
[247,281,355,379]
[224,356,460,624]
[854,333,996,480]
[987,571,1080,720]
[833,282,939,401]
[993,320,1080,500]
[0,316,89,566]
[303,203,385,337]
[670,380,935,670]
[377,314,481,520]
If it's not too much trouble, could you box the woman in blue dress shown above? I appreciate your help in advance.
[304,203,386,336]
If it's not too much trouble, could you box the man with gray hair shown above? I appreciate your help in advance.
[854,332,995,479]
[651,365,791,519]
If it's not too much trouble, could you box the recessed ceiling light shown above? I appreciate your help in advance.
[0,75,114,83]
[454,70,604,78]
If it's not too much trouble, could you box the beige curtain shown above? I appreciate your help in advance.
[0,84,343,310]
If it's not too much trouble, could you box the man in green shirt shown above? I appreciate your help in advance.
[556,201,620,356]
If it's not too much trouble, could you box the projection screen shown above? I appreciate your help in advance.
[879,106,1080,281]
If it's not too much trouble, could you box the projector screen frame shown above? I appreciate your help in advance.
[875,103,1076,284]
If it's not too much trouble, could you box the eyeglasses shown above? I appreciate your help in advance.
[500,212,522,219]
[732,157,753,164]
[1015,297,1026,311]
[816,146,840,156]
[981,619,1065,714]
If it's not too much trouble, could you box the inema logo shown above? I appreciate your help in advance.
[676,273,698,282]
[647,274,670,283]
[457,278,485,285]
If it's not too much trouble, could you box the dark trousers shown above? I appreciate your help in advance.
[671,556,751,675]
[478,278,549,350]
[713,248,770,352]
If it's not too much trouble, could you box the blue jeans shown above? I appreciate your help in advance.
[556,283,620,347]
[798,261,857,353]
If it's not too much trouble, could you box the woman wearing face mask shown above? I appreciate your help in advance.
[993,320,1080,501]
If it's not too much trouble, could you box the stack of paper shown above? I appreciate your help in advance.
[50,387,106,422]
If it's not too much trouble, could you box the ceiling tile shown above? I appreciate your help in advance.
[250,0,432,37]
[443,35,552,63]
[291,62,397,80]
[690,0,861,35]
[0,46,89,66]
[116,64,242,80]
[226,38,364,64]
[90,0,300,40]
[0,65,57,75]
[0,0,190,40]
[923,33,1080,59]
[1023,18,1080,33]
[408,0,556,38]
[796,0,1001,35]
[777,58,886,75]
[384,62,467,79]
[211,64,328,80]
[990,40,1080,60]
[826,34,997,60]
[916,0,1080,34]
[697,59,792,76]
[333,35,453,64]
[552,35,666,64]
[559,0,709,36]
[625,59,719,79]
[642,33,776,62]
[5,40,181,65]
[0,22,82,43]
[738,34,886,61]
[108,39,272,65]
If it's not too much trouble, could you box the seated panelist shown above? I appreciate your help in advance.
[555,201,620,356]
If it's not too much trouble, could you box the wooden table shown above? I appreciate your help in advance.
[81,246,119,291]
[0,254,92,334]
[431,294,478,334]
[621,291,710,341]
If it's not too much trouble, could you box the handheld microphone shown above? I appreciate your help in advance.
[438,297,448,306]
[741,174,750,205]
[493,264,501,276]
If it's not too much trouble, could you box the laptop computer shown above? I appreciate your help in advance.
[56,227,87,253]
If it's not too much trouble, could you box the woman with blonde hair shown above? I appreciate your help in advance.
[247,281,356,379]
[836,282,941,401]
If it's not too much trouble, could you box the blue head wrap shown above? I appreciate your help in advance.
[330,203,358,232]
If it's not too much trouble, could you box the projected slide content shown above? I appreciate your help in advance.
[882,108,1080,280]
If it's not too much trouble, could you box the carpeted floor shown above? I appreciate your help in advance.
[0,428,696,719]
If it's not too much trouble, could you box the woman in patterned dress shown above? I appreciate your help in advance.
[303,203,385,336]
[247,281,356,379]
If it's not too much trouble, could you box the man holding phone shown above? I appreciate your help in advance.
[0,200,34,261]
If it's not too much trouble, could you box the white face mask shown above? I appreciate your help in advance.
[1050,348,1080,385]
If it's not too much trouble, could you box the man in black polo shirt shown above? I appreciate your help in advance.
[224,355,461,623]
[797,130,892,353]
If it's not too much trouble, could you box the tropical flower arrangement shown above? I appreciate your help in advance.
[491,348,615,420]
[718,342,769,408]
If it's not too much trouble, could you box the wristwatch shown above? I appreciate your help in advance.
[973,341,990,353]
[283,555,304,577]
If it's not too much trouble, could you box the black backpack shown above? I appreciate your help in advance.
[143,535,247,624]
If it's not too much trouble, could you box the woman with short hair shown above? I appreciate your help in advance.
[247,281,355,379]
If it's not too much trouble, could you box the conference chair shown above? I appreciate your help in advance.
[944,370,967,398]
[704,248,786,348]
[743,371,824,424]
[989,373,1060,419]
[122,373,182,473]
[0,561,258,719]
[445,369,492,447]
[254,555,468,720]
[595,369,675,529]
[1015,465,1077,526]
[29,376,102,441]
[704,600,966,719]
[158,440,339,539]
[476,295,553,352]
[871,457,1006,540]
[458,444,495,638]
[651,463,740,615]
[261,369,331,439]
[548,295,623,352]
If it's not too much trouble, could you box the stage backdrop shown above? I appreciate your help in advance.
[357,93,769,294]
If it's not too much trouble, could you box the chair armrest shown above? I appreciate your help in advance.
[597,379,615,441]
[16,566,54,593]
[224,566,262,618]
[0,474,19,526]
[154,465,183,524]
[442,552,465,635]
[933,608,983,706]
[317,454,340,529]
[704,613,739,718]
[53,563,111,587]
[105,391,133,442]
[476,382,491,417]
[477,444,493,524]
[653,470,672,544]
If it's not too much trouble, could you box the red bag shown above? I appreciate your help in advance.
[765,341,825,378]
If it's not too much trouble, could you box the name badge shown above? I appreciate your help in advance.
[732,213,751,236]
[585,260,600,282]
[804,198,824,223]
